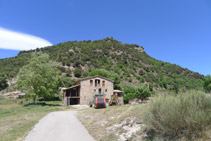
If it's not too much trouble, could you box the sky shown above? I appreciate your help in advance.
[0,0,210,75]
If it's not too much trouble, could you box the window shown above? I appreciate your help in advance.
[99,88,101,94]
[90,80,93,86]
[102,81,105,87]
[95,79,100,87]
[105,89,107,92]
[95,79,97,87]
[94,89,96,92]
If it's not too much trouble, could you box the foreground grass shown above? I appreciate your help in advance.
[0,96,70,141]
[77,104,145,141]
[143,91,211,141]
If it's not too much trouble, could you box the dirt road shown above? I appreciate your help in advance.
[24,111,94,141]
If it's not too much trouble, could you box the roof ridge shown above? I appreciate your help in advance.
[80,75,114,82]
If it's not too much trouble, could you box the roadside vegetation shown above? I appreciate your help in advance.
[77,91,211,141]
[0,96,70,141]
[204,75,211,93]
[143,91,211,141]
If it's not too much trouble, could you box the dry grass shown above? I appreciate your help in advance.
[0,96,71,141]
[77,104,145,141]
[143,91,211,141]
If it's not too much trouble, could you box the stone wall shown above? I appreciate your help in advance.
[80,77,113,105]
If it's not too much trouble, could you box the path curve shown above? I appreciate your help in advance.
[25,111,94,141]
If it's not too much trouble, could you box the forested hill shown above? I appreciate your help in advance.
[0,37,204,91]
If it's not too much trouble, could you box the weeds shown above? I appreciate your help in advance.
[143,91,211,140]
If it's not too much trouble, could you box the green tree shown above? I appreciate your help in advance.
[61,77,75,88]
[0,74,8,91]
[17,53,61,104]
[122,86,136,101]
[124,93,136,101]
[136,85,151,102]
[204,75,211,93]
[122,86,136,95]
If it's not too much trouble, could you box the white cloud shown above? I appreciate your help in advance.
[0,27,53,50]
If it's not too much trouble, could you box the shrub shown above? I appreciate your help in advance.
[66,69,72,75]
[0,75,8,91]
[124,93,136,101]
[143,91,211,140]
[204,75,211,93]
[74,68,82,78]
[123,86,136,101]
[57,66,66,72]
[139,70,145,76]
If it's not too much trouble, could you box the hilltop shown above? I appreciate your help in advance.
[0,37,204,92]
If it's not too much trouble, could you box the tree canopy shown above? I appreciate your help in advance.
[136,85,151,101]
[17,53,61,103]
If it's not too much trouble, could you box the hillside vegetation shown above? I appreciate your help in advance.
[0,37,204,91]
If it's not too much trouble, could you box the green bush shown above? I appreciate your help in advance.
[124,93,136,101]
[204,75,211,93]
[74,68,82,78]
[123,86,136,101]
[0,75,8,91]
[143,91,211,140]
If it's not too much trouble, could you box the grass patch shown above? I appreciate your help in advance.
[77,104,145,141]
[143,91,211,140]
[0,96,71,141]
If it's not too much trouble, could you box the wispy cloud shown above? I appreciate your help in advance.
[0,27,52,50]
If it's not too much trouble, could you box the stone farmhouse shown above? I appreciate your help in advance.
[62,76,123,106]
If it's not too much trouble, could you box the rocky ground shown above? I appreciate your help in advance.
[77,104,147,141]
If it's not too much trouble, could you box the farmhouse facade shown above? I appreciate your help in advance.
[62,76,114,105]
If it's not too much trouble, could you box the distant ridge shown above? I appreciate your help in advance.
[0,37,204,91]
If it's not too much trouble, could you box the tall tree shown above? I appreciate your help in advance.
[17,53,61,104]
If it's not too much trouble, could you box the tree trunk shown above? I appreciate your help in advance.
[33,96,36,104]
[141,97,144,103]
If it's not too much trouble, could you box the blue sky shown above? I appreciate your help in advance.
[0,0,210,75]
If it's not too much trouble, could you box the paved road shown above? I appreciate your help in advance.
[25,111,94,141]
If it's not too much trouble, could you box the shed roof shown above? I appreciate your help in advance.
[62,84,80,91]
[113,90,123,93]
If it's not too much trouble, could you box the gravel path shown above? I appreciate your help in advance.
[25,111,94,141]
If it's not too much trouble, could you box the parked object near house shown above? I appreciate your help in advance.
[62,76,114,106]
[113,90,124,105]
[109,90,124,106]
[89,94,106,108]
[128,98,149,104]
